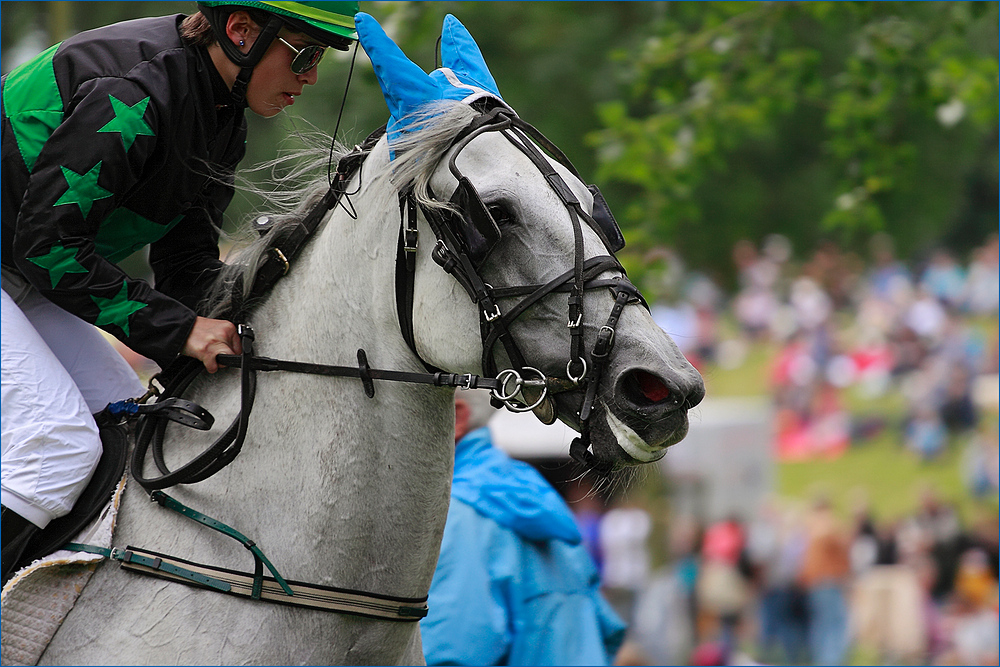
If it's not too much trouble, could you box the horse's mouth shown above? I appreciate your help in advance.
[588,400,690,469]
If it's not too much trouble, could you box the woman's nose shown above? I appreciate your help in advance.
[300,66,319,86]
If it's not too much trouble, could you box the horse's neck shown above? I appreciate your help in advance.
[46,173,445,665]
[118,154,454,599]
[256,174,407,370]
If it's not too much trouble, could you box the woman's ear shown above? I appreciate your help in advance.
[225,10,257,50]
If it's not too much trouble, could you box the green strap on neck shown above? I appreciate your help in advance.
[148,490,294,598]
[65,542,231,592]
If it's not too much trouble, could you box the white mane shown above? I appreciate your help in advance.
[203,102,477,319]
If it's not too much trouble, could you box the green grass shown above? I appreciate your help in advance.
[699,341,777,400]
[776,426,996,525]
[699,338,999,525]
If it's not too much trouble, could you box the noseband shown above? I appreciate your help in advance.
[395,105,648,471]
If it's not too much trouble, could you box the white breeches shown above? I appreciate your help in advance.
[1,285,144,528]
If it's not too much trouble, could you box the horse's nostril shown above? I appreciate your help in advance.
[684,382,706,410]
[623,370,673,406]
[636,370,672,402]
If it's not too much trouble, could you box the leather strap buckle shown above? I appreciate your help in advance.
[269,247,290,276]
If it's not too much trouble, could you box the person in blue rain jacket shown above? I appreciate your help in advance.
[421,392,626,665]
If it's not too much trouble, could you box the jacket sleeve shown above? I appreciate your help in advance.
[506,540,626,666]
[12,75,201,368]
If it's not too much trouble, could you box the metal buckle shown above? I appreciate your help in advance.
[458,373,474,390]
[404,229,418,253]
[237,323,256,340]
[137,374,165,404]
[270,247,290,276]
[484,304,502,322]
[492,367,548,413]
[567,313,582,328]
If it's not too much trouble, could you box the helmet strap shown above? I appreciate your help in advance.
[202,6,285,105]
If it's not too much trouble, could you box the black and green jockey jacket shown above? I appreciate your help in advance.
[2,15,247,369]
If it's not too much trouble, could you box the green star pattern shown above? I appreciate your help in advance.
[27,242,89,289]
[54,162,112,219]
[91,280,147,337]
[97,95,154,151]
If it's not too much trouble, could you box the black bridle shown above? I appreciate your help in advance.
[90,103,653,620]
[127,104,646,491]
[395,104,648,471]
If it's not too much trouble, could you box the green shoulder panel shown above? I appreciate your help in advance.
[3,43,64,172]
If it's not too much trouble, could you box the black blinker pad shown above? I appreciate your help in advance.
[587,185,626,253]
[451,177,501,265]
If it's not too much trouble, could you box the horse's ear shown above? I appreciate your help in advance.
[438,14,503,99]
[356,12,438,128]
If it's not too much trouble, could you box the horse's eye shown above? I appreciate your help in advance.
[488,204,513,227]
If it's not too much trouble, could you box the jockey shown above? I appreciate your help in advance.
[1,1,358,583]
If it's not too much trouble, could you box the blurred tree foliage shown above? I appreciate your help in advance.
[589,1,998,289]
[2,2,996,290]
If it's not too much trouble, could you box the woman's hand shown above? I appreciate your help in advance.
[182,316,242,373]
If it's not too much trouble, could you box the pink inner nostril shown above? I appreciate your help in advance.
[635,370,671,403]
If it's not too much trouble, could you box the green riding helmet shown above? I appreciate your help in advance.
[198,1,359,49]
[196,1,358,102]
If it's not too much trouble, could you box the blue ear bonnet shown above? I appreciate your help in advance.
[356,12,513,153]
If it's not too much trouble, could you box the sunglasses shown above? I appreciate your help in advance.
[276,36,326,74]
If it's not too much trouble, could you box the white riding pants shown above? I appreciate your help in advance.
[1,279,144,528]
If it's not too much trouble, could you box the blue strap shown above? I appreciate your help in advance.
[105,400,140,419]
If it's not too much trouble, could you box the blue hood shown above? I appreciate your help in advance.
[356,13,513,155]
[452,428,582,544]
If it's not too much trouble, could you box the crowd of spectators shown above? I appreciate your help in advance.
[650,232,998,482]
[579,488,998,666]
[742,232,996,470]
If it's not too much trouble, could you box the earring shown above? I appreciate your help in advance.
[239,39,245,47]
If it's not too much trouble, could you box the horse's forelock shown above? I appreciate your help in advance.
[201,102,477,319]
[384,102,477,210]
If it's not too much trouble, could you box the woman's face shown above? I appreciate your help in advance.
[244,27,322,117]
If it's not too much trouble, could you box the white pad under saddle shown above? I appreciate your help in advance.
[0,477,126,667]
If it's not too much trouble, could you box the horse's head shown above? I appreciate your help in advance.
[359,13,705,473]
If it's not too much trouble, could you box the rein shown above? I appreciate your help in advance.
[130,325,536,492]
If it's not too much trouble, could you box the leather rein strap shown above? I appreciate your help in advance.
[132,325,514,491]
